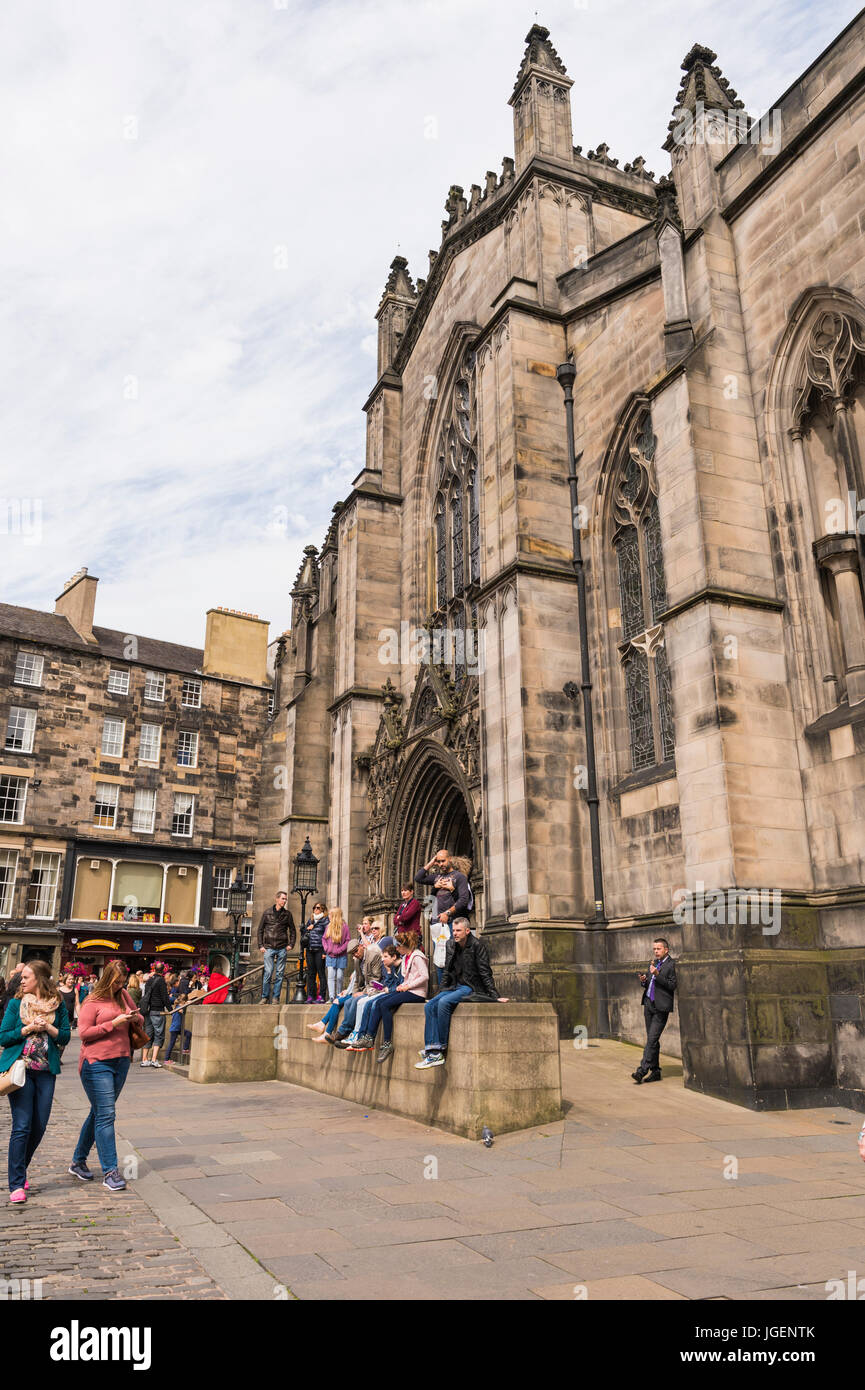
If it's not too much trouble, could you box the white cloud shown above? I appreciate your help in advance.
[0,0,855,642]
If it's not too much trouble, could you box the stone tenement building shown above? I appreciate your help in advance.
[259,16,865,1111]
[0,568,271,979]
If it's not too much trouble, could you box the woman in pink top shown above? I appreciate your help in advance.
[70,960,143,1192]
[367,929,430,1064]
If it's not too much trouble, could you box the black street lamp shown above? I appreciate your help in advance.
[557,359,607,929]
[226,874,248,1003]
[291,837,319,1003]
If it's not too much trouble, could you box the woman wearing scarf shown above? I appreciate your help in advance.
[70,959,143,1192]
[0,960,71,1204]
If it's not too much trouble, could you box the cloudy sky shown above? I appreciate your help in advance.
[0,0,856,647]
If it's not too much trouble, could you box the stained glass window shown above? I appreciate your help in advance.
[655,643,675,762]
[469,465,480,584]
[613,409,674,773]
[624,648,654,771]
[616,527,643,640]
[451,488,464,595]
[435,501,446,609]
[644,500,667,622]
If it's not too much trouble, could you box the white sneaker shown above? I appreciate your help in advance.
[150,1061,163,1069]
[139,1061,152,1068]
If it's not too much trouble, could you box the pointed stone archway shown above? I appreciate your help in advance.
[381,741,481,908]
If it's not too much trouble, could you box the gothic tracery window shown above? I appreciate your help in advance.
[789,306,865,708]
[430,351,481,683]
[612,410,674,772]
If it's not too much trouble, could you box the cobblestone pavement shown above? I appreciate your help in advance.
[0,1044,225,1300]
[3,1034,865,1301]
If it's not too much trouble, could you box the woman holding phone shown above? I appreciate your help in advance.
[70,959,143,1191]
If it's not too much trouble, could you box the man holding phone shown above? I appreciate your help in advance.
[632,937,677,1084]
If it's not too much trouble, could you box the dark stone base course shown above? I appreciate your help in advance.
[482,911,865,1114]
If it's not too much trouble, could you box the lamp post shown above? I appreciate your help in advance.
[226,874,248,1003]
[291,837,319,1003]
[557,359,607,929]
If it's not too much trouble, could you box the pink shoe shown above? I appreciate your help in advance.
[9,1188,26,1204]
[24,1180,29,1190]
[316,996,324,1003]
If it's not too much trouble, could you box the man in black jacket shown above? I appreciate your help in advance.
[415,918,508,1069]
[633,937,677,1084]
[141,962,170,1068]
[258,891,297,1004]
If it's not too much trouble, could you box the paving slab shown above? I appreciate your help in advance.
[6,1034,863,1302]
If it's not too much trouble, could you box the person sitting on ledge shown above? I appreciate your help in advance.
[330,935,385,1047]
[365,929,430,1063]
[307,939,367,1044]
[416,918,507,1070]
[343,943,402,1050]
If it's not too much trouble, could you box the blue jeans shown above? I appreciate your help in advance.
[326,956,347,1001]
[7,1068,56,1192]
[423,985,473,1052]
[337,995,365,1037]
[75,1056,131,1174]
[261,947,287,1003]
[320,996,349,1032]
[374,991,426,1043]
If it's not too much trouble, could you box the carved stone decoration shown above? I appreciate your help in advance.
[451,707,481,785]
[381,677,405,748]
[793,311,865,430]
[415,686,440,727]
[364,661,481,901]
[612,412,659,536]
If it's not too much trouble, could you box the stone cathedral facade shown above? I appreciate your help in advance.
[257,16,865,1111]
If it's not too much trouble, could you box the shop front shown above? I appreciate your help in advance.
[60,927,211,977]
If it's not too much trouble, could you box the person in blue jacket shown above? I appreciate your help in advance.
[301,903,330,1003]
[0,960,71,1204]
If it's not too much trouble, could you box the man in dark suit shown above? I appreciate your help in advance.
[632,936,677,1084]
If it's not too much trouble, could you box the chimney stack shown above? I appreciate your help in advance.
[55,567,99,643]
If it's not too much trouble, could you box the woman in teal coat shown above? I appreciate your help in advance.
[0,960,70,1204]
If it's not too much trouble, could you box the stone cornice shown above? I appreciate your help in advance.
[327,686,386,715]
[659,585,785,625]
[474,556,576,604]
[362,369,402,415]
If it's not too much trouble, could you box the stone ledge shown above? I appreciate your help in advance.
[187,1003,563,1140]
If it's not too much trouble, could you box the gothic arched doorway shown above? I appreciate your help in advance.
[383,742,480,905]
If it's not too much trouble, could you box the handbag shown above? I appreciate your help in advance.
[122,991,149,1052]
[0,1057,26,1096]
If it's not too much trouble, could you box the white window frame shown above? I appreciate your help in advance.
[107,668,130,695]
[5,706,37,754]
[171,793,195,838]
[94,782,119,829]
[101,717,126,758]
[131,787,157,834]
[14,651,43,687]
[243,863,255,908]
[181,678,202,708]
[138,723,162,765]
[26,851,60,919]
[144,671,165,702]
[213,865,231,911]
[240,915,252,959]
[0,849,18,917]
[0,776,27,824]
[176,730,199,768]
